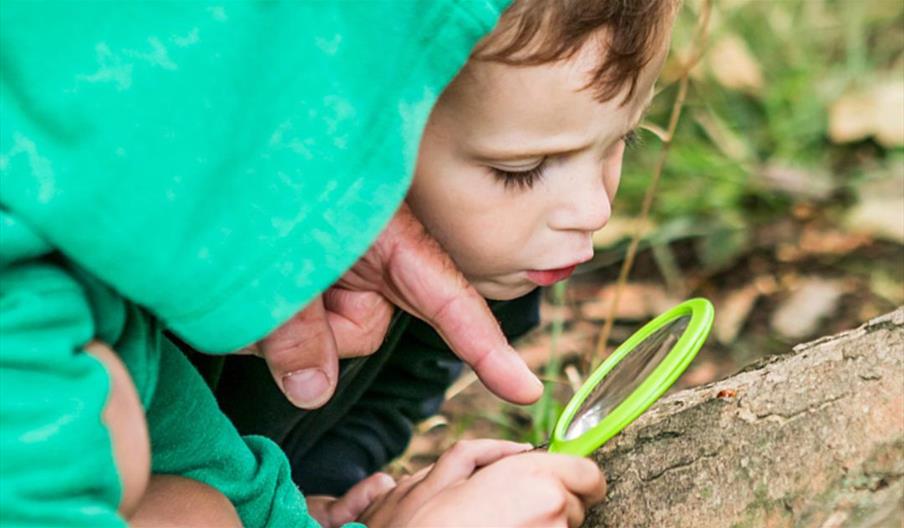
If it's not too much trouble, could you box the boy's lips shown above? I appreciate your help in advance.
[526,265,578,286]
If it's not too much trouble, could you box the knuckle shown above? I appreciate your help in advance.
[578,458,598,472]
[577,459,603,480]
[263,319,333,367]
[535,481,567,514]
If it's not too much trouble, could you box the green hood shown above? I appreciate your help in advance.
[1,1,509,352]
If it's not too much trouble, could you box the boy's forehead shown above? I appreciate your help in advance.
[442,37,663,157]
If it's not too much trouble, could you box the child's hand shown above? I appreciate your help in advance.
[305,472,397,528]
[358,439,606,528]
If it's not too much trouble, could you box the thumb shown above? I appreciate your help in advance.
[258,296,340,409]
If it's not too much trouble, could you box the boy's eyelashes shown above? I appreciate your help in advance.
[490,160,547,191]
[623,129,640,149]
[488,130,639,192]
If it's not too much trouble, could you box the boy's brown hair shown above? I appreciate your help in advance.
[473,0,679,103]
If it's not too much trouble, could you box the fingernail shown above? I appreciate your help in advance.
[282,368,331,408]
[530,369,544,389]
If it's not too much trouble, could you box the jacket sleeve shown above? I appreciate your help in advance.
[145,337,317,528]
[0,213,125,527]
[294,289,542,496]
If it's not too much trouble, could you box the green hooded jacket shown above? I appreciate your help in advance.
[0,2,508,526]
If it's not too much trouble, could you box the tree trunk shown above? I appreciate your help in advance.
[584,308,904,528]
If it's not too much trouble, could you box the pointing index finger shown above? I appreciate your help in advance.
[377,204,543,404]
[430,292,543,405]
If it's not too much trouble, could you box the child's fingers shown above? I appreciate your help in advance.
[387,462,435,500]
[564,489,587,528]
[304,496,337,528]
[530,454,607,506]
[326,473,396,526]
[406,440,533,505]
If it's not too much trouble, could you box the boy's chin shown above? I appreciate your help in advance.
[472,280,539,301]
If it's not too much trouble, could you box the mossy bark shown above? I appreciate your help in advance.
[585,308,904,528]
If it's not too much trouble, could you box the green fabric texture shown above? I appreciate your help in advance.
[1,212,314,527]
[1,0,507,353]
[0,1,510,526]
[0,212,122,527]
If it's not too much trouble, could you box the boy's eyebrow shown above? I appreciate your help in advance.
[473,98,655,163]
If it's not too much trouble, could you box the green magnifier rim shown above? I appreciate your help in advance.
[548,298,714,456]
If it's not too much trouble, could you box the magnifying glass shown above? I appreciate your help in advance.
[545,298,714,456]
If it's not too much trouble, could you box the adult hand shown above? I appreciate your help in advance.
[247,203,543,409]
[358,440,606,528]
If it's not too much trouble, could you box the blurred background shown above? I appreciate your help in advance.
[394,0,904,470]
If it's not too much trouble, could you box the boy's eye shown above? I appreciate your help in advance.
[490,159,547,191]
[489,131,637,191]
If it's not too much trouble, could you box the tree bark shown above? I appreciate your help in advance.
[585,308,904,528]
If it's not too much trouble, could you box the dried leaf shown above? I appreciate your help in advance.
[579,283,681,321]
[829,79,904,147]
[873,80,904,147]
[592,216,656,249]
[757,163,835,200]
[770,277,845,340]
[714,283,760,344]
[869,271,904,305]
[707,34,764,94]
[845,172,904,243]
[514,328,587,371]
[829,89,876,144]
[799,227,871,255]
[681,361,720,387]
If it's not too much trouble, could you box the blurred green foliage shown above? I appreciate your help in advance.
[526,281,567,444]
[614,0,904,271]
[432,1,903,453]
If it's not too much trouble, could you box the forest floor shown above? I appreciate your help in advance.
[390,214,903,475]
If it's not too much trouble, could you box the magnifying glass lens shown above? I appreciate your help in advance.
[564,315,691,440]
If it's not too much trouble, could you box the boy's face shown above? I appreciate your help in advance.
[408,34,669,300]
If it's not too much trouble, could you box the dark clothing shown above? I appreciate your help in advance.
[208,289,541,496]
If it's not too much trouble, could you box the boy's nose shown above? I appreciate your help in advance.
[548,144,625,234]
[548,168,614,234]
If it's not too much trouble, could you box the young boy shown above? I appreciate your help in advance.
[215,0,678,515]
[0,0,677,527]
